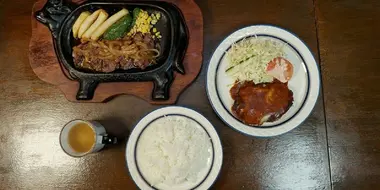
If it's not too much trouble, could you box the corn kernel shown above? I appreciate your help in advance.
[127,9,162,37]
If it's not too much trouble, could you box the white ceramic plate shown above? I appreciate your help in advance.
[206,25,320,137]
[126,106,223,190]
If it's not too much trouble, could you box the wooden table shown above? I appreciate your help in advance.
[0,0,379,189]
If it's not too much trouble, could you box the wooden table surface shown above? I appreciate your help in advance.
[0,0,379,189]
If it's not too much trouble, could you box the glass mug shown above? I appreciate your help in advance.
[60,119,117,157]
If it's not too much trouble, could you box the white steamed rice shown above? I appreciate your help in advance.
[136,116,212,188]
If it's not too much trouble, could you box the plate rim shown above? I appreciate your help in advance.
[206,24,321,137]
[215,34,311,128]
[126,106,223,190]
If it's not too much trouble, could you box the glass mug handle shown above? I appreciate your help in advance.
[101,134,118,145]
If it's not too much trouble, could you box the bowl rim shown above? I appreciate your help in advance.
[125,106,223,190]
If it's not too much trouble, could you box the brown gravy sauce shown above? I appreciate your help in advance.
[230,80,293,126]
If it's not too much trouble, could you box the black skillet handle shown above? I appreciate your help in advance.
[172,18,189,75]
[76,80,99,100]
[35,0,74,38]
[171,7,189,75]
[152,71,174,101]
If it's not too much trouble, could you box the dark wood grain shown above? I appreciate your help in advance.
[0,0,330,189]
[29,0,203,104]
[316,0,380,189]
[193,1,330,189]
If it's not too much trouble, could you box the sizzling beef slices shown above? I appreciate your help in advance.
[72,33,157,72]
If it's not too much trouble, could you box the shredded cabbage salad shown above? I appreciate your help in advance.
[226,37,285,84]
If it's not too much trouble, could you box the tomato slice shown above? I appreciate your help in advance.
[266,57,294,83]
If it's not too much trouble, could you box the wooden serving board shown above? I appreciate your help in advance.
[29,0,203,104]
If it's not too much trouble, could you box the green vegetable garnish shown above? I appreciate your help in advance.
[103,14,133,40]
[130,8,141,28]
[225,55,256,72]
